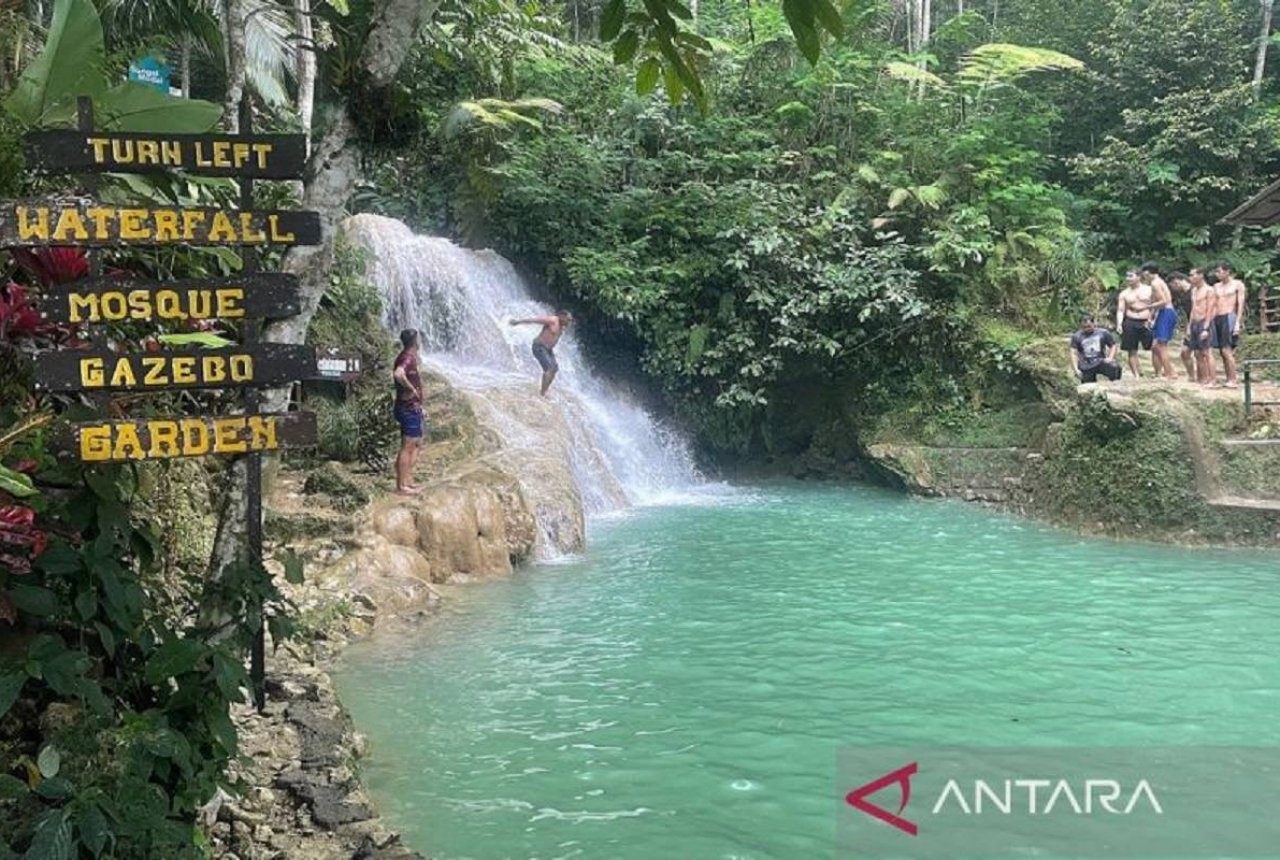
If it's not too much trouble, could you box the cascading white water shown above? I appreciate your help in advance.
[342,214,700,552]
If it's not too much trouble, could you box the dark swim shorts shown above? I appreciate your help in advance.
[1121,317,1153,352]
[1188,319,1212,351]
[532,341,558,373]
[1211,313,1239,350]
[394,402,424,439]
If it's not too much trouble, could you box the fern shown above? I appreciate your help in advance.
[957,44,1083,85]
[882,61,949,90]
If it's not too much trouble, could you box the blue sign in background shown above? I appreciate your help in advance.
[127,55,171,92]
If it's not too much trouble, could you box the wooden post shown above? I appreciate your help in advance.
[238,96,267,714]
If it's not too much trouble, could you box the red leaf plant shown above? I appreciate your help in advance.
[11,247,89,286]
[0,505,47,576]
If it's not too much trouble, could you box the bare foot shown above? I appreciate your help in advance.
[396,487,422,496]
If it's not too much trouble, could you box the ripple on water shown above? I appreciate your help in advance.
[334,483,1280,859]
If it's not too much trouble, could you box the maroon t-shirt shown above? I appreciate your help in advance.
[394,349,422,405]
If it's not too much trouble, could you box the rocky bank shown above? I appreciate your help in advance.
[861,333,1280,546]
[210,369,586,860]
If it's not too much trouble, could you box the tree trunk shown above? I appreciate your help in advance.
[207,0,435,634]
[181,35,192,99]
[1254,0,1275,97]
[222,0,248,133]
[262,0,439,366]
[295,0,316,153]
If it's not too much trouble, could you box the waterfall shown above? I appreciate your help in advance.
[341,214,701,553]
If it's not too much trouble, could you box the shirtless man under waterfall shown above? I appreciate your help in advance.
[510,310,574,395]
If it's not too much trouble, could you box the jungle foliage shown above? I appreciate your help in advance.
[364,0,1280,455]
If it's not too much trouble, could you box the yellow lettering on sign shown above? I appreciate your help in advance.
[194,142,212,168]
[80,425,112,461]
[214,418,248,454]
[110,139,134,164]
[128,291,150,319]
[118,209,149,240]
[202,357,226,384]
[230,355,253,381]
[212,140,231,167]
[68,293,97,323]
[247,415,278,450]
[268,214,295,243]
[81,358,104,388]
[154,209,180,241]
[181,419,210,455]
[239,212,265,243]
[154,291,183,320]
[141,357,165,386]
[161,140,181,165]
[87,208,114,236]
[253,143,273,169]
[16,206,49,241]
[148,421,180,458]
[137,140,160,166]
[109,358,137,388]
[52,208,89,242]
[208,211,236,242]
[113,423,145,460]
[181,210,206,240]
[232,142,251,169]
[170,356,196,384]
[188,290,213,319]
[216,289,245,318]
[99,292,127,320]
[87,137,110,165]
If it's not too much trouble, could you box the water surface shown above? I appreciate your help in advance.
[334,484,1280,859]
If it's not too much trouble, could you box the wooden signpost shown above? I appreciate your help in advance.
[23,130,308,179]
[0,200,321,247]
[38,274,302,324]
[22,96,321,711]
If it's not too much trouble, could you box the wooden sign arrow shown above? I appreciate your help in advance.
[54,411,318,463]
[38,274,302,324]
[0,199,322,247]
[32,344,317,393]
[24,131,307,179]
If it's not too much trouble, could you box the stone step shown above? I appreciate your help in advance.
[1221,438,1280,448]
[1209,495,1280,513]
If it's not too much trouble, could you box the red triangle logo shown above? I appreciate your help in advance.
[845,762,919,836]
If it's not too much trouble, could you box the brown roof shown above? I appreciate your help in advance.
[1220,176,1280,227]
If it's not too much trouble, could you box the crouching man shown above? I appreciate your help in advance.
[1069,314,1123,383]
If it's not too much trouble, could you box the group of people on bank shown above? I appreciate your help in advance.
[1070,262,1249,388]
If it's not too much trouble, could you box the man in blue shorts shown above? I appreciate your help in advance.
[510,310,574,395]
[392,329,424,495]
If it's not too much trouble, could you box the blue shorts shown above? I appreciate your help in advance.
[1153,307,1178,344]
[394,402,424,439]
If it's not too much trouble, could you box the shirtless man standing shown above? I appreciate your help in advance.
[1185,267,1217,385]
[1142,263,1178,380]
[510,309,574,395]
[1116,271,1154,379]
[1211,262,1246,388]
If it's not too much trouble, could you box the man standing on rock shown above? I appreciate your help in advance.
[1142,262,1178,380]
[1211,262,1247,388]
[1069,314,1122,383]
[1186,267,1217,385]
[509,310,573,396]
[392,328,425,495]
[1116,270,1154,379]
